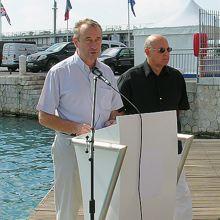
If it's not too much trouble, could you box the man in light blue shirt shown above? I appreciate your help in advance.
[37,18,123,220]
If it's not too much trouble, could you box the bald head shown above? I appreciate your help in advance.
[144,34,168,50]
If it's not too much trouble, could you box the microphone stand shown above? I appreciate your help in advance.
[85,74,98,220]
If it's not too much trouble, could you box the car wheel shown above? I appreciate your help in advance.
[109,64,115,73]
[46,59,58,71]
[8,67,17,72]
[32,69,40,73]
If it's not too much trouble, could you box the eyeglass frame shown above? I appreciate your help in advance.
[150,47,172,54]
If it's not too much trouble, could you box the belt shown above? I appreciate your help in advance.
[60,132,76,137]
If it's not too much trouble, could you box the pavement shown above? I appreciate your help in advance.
[0,67,47,76]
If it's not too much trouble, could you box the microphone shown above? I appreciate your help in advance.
[91,67,111,86]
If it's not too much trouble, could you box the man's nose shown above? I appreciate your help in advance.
[90,41,98,49]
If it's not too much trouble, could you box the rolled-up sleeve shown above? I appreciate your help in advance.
[36,70,60,115]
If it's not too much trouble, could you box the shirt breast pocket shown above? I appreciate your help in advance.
[99,87,113,111]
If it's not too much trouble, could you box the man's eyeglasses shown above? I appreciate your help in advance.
[151,47,172,53]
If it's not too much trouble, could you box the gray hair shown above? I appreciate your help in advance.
[74,18,102,39]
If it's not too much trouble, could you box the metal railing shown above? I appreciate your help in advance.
[2,23,153,38]
[199,9,220,78]
[169,48,220,78]
[169,49,198,76]
[199,47,220,77]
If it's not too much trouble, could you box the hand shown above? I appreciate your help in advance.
[104,119,116,127]
[75,123,91,136]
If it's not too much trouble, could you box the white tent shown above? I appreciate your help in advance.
[133,0,202,65]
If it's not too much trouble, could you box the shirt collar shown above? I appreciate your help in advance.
[74,52,102,74]
[143,60,169,78]
[74,52,90,74]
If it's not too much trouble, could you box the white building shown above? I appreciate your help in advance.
[133,0,202,67]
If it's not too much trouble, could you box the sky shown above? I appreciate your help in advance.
[1,0,220,34]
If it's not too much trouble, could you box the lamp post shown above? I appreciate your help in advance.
[52,0,57,44]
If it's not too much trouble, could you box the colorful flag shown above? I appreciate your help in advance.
[64,0,72,21]
[0,3,11,25]
[128,0,136,17]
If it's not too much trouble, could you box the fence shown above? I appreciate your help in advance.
[199,9,220,77]
[199,47,220,77]
[169,49,197,77]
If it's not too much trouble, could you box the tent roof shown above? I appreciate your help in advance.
[149,0,202,28]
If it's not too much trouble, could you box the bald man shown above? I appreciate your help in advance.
[118,34,192,220]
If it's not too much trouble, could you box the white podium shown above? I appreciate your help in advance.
[72,110,179,220]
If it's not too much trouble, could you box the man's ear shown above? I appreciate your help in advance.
[145,48,150,56]
[72,36,78,47]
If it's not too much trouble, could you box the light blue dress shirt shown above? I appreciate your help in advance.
[37,52,123,129]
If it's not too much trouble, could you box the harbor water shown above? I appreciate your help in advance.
[0,116,54,220]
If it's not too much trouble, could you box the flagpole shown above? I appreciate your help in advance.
[64,0,72,42]
[66,20,68,42]
[127,1,131,47]
[53,0,57,44]
[0,0,2,41]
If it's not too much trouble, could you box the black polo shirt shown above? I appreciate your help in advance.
[117,60,190,153]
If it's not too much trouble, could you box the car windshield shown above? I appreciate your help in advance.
[45,43,68,52]
[101,48,120,57]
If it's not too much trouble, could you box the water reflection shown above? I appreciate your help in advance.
[0,116,54,219]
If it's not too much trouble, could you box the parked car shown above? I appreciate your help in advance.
[26,42,76,72]
[27,41,127,73]
[99,47,134,75]
[101,40,127,52]
[2,42,37,71]
[37,45,50,52]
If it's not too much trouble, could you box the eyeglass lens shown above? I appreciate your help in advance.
[158,47,172,53]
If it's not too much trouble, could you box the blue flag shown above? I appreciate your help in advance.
[128,0,136,17]
[64,0,72,21]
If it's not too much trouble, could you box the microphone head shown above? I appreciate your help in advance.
[92,67,102,77]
